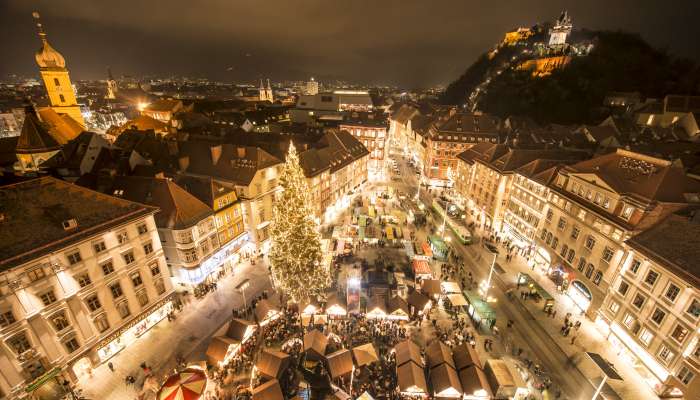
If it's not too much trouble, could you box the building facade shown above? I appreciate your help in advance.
[0,178,174,398]
[339,112,388,176]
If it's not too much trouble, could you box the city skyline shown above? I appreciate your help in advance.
[1,0,699,87]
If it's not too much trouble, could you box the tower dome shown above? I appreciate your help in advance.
[32,12,65,69]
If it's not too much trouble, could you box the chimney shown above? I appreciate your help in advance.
[237,147,246,158]
[178,156,190,171]
[210,145,222,165]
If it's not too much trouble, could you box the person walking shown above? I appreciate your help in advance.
[108,362,114,372]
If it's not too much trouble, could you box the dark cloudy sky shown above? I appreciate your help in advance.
[1,0,699,87]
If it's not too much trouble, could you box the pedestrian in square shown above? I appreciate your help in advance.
[108,362,114,372]
[551,310,557,319]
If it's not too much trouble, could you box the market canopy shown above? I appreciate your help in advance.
[453,343,482,371]
[447,293,468,307]
[303,329,328,359]
[218,318,256,342]
[421,279,442,297]
[302,314,327,326]
[301,298,321,315]
[412,258,432,277]
[394,339,423,367]
[397,361,428,395]
[406,290,430,312]
[256,349,291,380]
[252,379,284,400]
[430,363,463,398]
[325,349,354,379]
[387,296,409,319]
[254,299,280,325]
[356,391,375,400]
[366,296,387,318]
[426,341,455,370]
[158,368,207,400]
[441,281,461,294]
[205,336,237,365]
[458,366,492,399]
[325,292,347,316]
[352,343,379,367]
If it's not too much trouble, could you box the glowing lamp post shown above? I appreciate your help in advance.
[479,242,499,302]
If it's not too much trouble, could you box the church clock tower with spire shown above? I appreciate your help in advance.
[32,12,85,127]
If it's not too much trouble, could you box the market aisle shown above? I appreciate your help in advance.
[77,261,271,400]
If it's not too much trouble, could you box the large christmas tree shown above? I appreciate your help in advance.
[269,142,329,302]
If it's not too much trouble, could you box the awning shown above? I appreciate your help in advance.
[447,294,468,306]
[412,259,432,277]
[421,242,433,257]
[441,281,461,294]
[158,368,207,400]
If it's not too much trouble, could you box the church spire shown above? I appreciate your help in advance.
[32,11,48,44]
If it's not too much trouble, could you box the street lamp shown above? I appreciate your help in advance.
[236,279,251,313]
[480,242,499,302]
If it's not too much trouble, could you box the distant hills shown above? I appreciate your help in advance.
[440,30,700,125]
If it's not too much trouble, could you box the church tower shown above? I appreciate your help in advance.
[548,10,573,49]
[258,78,274,102]
[106,67,118,100]
[32,12,85,127]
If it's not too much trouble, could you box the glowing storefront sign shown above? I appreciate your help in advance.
[610,322,669,382]
[185,233,250,285]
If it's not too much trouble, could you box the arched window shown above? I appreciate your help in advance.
[585,263,594,278]
[546,232,552,245]
[567,249,575,263]
[577,257,586,271]
[59,94,65,103]
[561,244,569,257]
[551,238,559,250]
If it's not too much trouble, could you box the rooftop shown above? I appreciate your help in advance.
[0,177,155,270]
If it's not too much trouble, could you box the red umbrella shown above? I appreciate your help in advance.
[158,368,207,400]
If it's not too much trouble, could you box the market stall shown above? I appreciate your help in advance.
[397,361,428,397]
[157,368,207,400]
[352,343,379,367]
[251,379,284,400]
[254,300,281,326]
[303,329,328,360]
[256,349,291,380]
[394,339,423,368]
[366,296,387,319]
[429,363,463,398]
[325,292,347,317]
[407,289,431,316]
[412,259,433,280]
[325,349,354,380]
[387,296,410,321]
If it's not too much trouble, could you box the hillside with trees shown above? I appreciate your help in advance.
[440,31,700,125]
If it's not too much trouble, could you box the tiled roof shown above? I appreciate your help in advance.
[299,129,369,177]
[173,174,236,208]
[120,115,169,133]
[178,142,281,186]
[456,143,508,165]
[37,108,83,143]
[626,207,700,287]
[107,175,213,230]
[0,177,155,270]
[16,107,61,153]
[564,149,700,204]
[144,99,183,113]
[433,112,499,135]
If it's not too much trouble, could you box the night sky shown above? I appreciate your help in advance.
[1,0,699,87]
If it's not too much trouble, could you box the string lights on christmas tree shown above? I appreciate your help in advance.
[268,142,330,302]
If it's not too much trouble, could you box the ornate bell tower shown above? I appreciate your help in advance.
[32,12,85,127]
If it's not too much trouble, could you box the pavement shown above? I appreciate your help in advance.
[76,260,272,400]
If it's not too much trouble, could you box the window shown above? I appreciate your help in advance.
[137,224,148,235]
[639,328,654,346]
[8,333,31,355]
[651,308,666,325]
[621,205,635,220]
[585,236,596,250]
[567,249,575,264]
[551,238,558,250]
[66,250,82,265]
[571,226,580,240]
[608,301,620,314]
[50,311,70,331]
[678,366,695,385]
[64,337,80,353]
[617,280,630,296]
[671,325,689,344]
[686,299,700,318]
[658,346,675,364]
[94,314,109,332]
[632,293,646,309]
[117,302,130,318]
[602,247,614,263]
[93,241,107,254]
[155,278,166,295]
[546,209,553,222]
[577,209,586,220]
[136,291,149,307]
[59,94,66,103]
[117,231,128,244]
[86,295,101,312]
[182,248,198,263]
[593,271,603,285]
[557,217,567,230]
[560,244,569,258]
[53,77,60,86]
[110,283,124,299]
[122,251,135,265]
[76,273,91,288]
[577,257,586,272]
[0,311,16,328]
[585,264,594,279]
[27,267,46,282]
[546,232,552,245]
[143,242,153,255]
[101,260,115,276]
[149,262,161,276]
[630,259,641,274]
[622,313,635,328]
[665,284,681,303]
[644,270,659,287]
[40,290,57,306]
[130,272,143,288]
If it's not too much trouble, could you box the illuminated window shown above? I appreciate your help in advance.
[686,299,700,318]
[608,301,620,314]
[678,367,695,385]
[53,78,60,86]
[658,346,675,364]
[671,324,689,344]
[629,259,641,274]
[40,290,57,306]
[639,328,654,346]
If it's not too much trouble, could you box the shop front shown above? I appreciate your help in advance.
[546,263,571,291]
[180,233,252,287]
[532,247,551,273]
[96,294,175,362]
[567,280,592,313]
[25,367,72,400]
